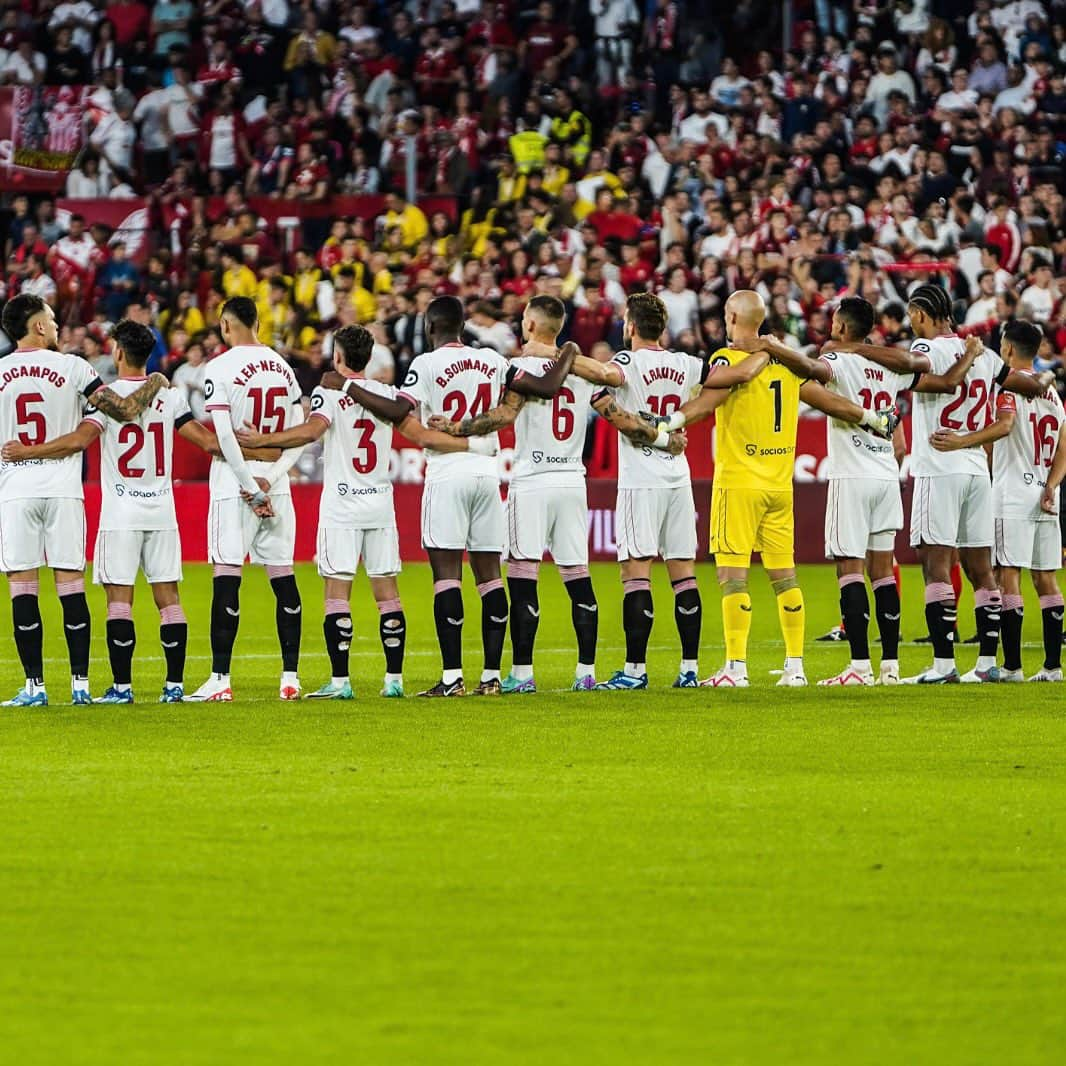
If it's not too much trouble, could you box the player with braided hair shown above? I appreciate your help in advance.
[902,283,1053,683]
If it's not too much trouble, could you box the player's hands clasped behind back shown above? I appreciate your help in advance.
[240,476,275,518]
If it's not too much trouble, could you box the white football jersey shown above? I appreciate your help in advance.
[819,349,913,480]
[310,378,396,529]
[398,342,508,483]
[0,348,102,503]
[603,346,705,489]
[84,378,193,531]
[909,335,1009,477]
[204,343,302,499]
[509,355,594,487]
[992,374,1065,521]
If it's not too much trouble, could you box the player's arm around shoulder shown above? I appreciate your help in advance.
[86,371,169,422]
[1,418,101,462]
[747,335,833,384]
[572,351,625,387]
[507,342,579,399]
[911,335,982,394]
[832,337,932,376]
[701,343,772,388]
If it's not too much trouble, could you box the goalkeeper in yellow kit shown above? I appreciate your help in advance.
[657,291,898,687]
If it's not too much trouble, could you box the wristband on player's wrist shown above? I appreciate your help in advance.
[665,412,686,432]
[653,429,671,449]
[249,489,269,507]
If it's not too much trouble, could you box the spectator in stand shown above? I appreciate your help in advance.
[2,36,46,85]
[98,242,140,321]
[1020,257,1060,323]
[171,339,208,419]
[150,0,191,57]
[49,1,100,56]
[20,254,58,306]
[105,0,149,50]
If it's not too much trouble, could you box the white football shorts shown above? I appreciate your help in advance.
[94,528,182,585]
[208,494,296,567]
[317,525,401,579]
[0,497,85,572]
[910,474,993,549]
[421,476,505,553]
[616,485,698,562]
[506,482,588,566]
[825,477,903,559]
[994,517,1061,571]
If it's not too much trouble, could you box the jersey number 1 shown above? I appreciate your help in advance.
[769,380,782,433]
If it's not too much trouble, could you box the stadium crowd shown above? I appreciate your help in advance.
[2,0,1066,424]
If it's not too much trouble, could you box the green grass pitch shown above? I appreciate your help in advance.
[1,561,1064,1064]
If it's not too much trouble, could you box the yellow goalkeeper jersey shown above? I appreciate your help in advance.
[711,347,803,491]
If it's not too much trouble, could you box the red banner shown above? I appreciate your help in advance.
[0,85,90,192]
[56,198,154,264]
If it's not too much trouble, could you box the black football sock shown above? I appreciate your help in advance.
[105,605,136,686]
[1000,594,1024,672]
[378,598,406,676]
[924,583,956,663]
[478,579,508,674]
[159,604,188,686]
[433,580,464,673]
[839,576,871,662]
[270,574,302,673]
[671,577,702,663]
[974,589,1001,660]
[563,573,599,666]
[872,577,901,661]
[506,576,540,668]
[323,597,352,679]
[58,583,91,679]
[1041,595,1064,670]
[210,574,242,674]
[622,578,653,668]
[11,590,44,682]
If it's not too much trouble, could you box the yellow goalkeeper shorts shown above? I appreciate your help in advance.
[710,486,795,569]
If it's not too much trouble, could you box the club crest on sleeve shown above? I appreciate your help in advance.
[311,393,324,411]
[204,379,214,399]
[403,369,418,388]
[613,352,631,366]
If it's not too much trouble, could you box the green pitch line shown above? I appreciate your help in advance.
[0,563,1063,1064]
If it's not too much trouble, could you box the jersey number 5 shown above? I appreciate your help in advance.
[15,392,46,446]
